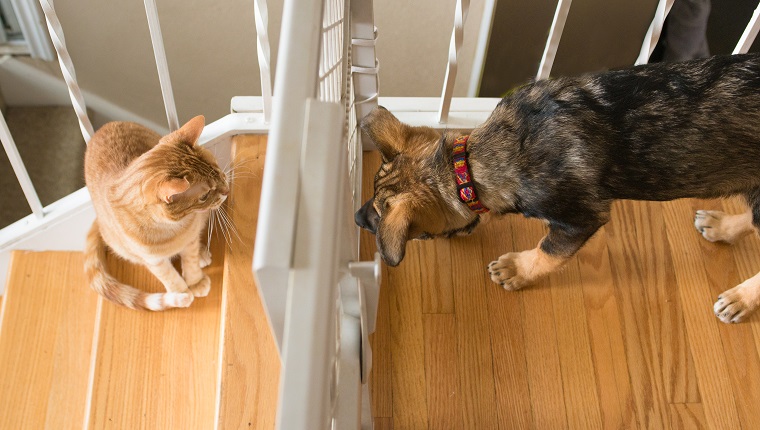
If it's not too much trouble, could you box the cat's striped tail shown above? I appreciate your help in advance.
[84,220,193,311]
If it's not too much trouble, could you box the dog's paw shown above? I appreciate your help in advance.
[714,285,759,324]
[694,210,746,244]
[199,248,212,268]
[487,253,531,291]
[188,274,211,297]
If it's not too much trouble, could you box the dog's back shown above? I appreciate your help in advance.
[491,53,760,202]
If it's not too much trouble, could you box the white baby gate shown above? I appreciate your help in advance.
[2,0,760,428]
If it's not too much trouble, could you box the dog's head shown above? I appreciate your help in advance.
[355,107,481,266]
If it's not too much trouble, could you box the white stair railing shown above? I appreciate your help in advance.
[636,0,674,65]
[536,0,572,80]
[438,0,469,123]
[735,2,760,54]
[253,0,273,122]
[39,0,94,141]
[0,113,43,219]
[144,0,179,131]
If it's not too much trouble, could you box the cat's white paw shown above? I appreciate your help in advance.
[200,248,212,268]
[189,274,211,297]
[164,291,194,308]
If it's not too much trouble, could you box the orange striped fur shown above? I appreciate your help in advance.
[83,116,228,311]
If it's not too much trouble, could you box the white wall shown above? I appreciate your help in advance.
[3,0,483,128]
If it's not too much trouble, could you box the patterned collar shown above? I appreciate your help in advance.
[452,135,489,214]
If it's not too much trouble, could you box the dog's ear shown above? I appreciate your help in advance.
[361,106,408,162]
[376,198,412,266]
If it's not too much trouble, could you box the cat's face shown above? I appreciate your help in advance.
[146,116,230,222]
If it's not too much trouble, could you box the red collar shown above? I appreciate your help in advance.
[452,135,489,214]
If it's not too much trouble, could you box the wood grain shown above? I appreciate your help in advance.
[669,403,707,430]
[364,143,760,429]
[387,243,429,429]
[480,219,533,429]
[449,233,498,429]
[605,201,673,429]
[215,135,280,429]
[419,239,455,314]
[690,199,760,430]
[86,219,224,429]
[423,314,462,429]
[578,230,634,429]
[362,151,393,418]
[662,199,742,429]
[509,217,568,429]
[0,251,98,430]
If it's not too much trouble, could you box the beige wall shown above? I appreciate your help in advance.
[31,0,284,128]
[13,0,484,129]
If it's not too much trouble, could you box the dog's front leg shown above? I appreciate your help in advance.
[488,220,604,291]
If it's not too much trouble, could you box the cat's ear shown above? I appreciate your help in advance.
[159,177,191,203]
[174,115,205,146]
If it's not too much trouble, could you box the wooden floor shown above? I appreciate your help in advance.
[361,151,760,430]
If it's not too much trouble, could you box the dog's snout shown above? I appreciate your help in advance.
[355,198,379,234]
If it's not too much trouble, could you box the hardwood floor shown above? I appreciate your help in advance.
[361,151,760,429]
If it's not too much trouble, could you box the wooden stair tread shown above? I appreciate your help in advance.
[0,251,98,429]
[216,134,280,429]
[85,214,226,428]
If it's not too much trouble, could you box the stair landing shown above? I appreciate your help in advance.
[0,135,279,428]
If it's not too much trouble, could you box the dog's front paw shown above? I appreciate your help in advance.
[694,210,748,244]
[487,253,531,291]
[714,284,759,324]
[188,274,211,297]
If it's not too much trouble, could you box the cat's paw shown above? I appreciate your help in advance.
[200,248,212,268]
[189,274,211,297]
[164,291,194,308]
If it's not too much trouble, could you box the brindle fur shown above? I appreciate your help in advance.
[355,53,760,324]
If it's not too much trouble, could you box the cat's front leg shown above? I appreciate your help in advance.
[180,236,211,297]
[144,258,194,303]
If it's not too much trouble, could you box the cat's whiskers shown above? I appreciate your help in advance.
[214,204,242,249]
[206,210,215,253]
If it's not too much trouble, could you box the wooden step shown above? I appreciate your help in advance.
[0,251,98,429]
[84,221,225,428]
[215,134,280,429]
[0,135,280,428]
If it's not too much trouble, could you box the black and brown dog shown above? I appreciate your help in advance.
[355,53,760,324]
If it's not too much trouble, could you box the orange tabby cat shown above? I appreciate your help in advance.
[84,116,229,310]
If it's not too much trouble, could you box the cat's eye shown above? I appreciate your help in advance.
[199,191,211,202]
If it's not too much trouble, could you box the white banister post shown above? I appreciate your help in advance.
[254,0,273,122]
[536,0,572,81]
[0,112,44,219]
[144,0,179,132]
[438,0,469,124]
[38,0,94,142]
[468,0,496,96]
[636,0,674,65]
[734,2,760,54]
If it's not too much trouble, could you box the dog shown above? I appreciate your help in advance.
[355,53,760,324]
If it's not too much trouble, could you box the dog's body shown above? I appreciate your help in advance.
[356,53,760,324]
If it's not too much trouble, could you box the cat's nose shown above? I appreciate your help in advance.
[219,186,229,196]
